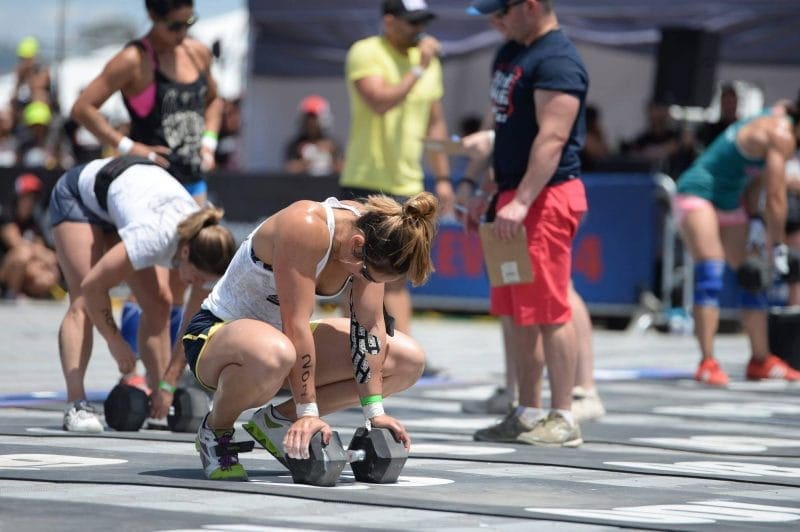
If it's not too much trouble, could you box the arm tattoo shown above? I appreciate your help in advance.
[300,353,312,397]
[102,308,118,334]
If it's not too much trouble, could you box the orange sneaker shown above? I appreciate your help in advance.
[121,374,151,395]
[745,355,800,381]
[694,358,729,386]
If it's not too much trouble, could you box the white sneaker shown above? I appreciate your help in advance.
[195,414,248,481]
[63,400,104,433]
[462,387,516,415]
[243,404,291,467]
[571,386,606,422]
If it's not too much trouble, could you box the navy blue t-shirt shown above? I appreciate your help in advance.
[490,29,588,191]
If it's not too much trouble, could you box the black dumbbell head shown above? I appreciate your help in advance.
[104,383,148,431]
[285,431,348,487]
[168,388,210,433]
[736,257,770,292]
[348,427,408,484]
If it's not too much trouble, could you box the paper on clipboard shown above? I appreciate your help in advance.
[478,223,534,287]
[422,137,467,156]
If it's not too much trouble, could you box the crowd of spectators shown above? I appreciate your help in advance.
[1,36,243,173]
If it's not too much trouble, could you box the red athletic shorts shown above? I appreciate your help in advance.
[490,179,587,325]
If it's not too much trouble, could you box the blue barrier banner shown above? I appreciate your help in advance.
[572,174,660,306]
[412,173,665,311]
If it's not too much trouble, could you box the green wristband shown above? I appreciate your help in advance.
[202,130,219,140]
[159,380,177,394]
[359,394,383,406]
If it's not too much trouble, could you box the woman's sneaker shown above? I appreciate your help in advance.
[745,354,800,381]
[243,404,291,467]
[63,400,103,433]
[195,415,248,481]
[694,358,729,386]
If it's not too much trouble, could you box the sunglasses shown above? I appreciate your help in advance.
[494,0,526,17]
[162,15,197,32]
[360,250,379,283]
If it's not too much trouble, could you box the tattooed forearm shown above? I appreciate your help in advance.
[102,308,118,334]
[300,354,312,396]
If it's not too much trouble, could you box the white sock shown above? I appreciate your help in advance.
[516,406,545,425]
[555,409,576,427]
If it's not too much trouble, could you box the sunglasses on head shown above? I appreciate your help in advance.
[162,15,197,32]
[495,0,526,17]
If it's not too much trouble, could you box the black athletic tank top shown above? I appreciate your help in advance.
[122,39,209,185]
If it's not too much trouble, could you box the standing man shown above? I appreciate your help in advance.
[340,0,455,336]
[463,0,588,446]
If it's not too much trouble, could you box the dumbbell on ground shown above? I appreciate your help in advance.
[103,382,209,432]
[284,427,408,486]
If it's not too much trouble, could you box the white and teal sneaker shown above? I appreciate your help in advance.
[243,404,291,467]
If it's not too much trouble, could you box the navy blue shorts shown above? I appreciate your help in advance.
[182,308,225,391]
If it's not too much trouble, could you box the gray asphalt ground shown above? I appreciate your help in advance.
[2,298,800,531]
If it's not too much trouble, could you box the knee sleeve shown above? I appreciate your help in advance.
[740,289,768,310]
[170,306,184,347]
[121,302,184,357]
[120,300,141,356]
[693,260,725,307]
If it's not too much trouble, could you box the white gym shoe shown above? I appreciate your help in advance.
[195,414,248,481]
[571,386,606,422]
[462,387,516,415]
[243,404,291,467]
[63,400,104,433]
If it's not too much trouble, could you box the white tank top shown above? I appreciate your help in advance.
[202,198,360,327]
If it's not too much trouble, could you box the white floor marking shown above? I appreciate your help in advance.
[0,453,127,469]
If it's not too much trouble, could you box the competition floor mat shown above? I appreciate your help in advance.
[2,378,800,532]
[3,301,800,530]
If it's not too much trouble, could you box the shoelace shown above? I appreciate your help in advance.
[75,400,96,413]
[215,431,239,470]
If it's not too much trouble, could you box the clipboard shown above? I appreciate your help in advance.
[422,137,467,156]
[478,223,534,286]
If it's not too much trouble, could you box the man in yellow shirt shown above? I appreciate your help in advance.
[340,0,454,335]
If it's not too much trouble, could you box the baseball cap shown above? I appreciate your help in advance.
[15,173,43,196]
[382,0,436,23]
[299,95,330,116]
[468,0,515,15]
[17,36,39,59]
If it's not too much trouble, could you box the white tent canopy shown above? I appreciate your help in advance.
[0,8,249,124]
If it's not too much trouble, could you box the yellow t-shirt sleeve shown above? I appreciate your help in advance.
[347,40,384,83]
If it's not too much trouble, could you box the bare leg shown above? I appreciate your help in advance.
[541,320,577,411]
[53,223,111,403]
[569,284,595,391]
[500,316,519,399]
[680,205,725,363]
[197,319,296,429]
[508,322,544,409]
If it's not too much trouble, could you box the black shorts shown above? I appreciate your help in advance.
[182,308,225,391]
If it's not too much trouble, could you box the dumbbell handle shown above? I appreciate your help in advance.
[345,449,366,463]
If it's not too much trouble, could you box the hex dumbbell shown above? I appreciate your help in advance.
[284,426,408,486]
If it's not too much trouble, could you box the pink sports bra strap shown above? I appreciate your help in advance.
[124,39,158,118]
